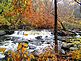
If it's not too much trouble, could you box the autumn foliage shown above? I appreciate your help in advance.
[10,0,61,29]
[0,0,62,29]
[1,0,81,29]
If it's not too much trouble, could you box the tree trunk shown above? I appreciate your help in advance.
[58,20,66,31]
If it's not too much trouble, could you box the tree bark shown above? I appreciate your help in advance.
[54,0,58,54]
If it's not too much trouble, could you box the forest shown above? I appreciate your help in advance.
[1,0,81,61]
[0,0,54,30]
[0,0,81,30]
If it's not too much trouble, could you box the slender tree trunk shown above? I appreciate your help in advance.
[54,0,58,54]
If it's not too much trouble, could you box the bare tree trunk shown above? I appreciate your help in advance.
[54,0,58,54]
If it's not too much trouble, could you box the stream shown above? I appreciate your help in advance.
[0,29,79,59]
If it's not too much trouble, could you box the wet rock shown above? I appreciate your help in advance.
[5,30,14,35]
[41,40,45,43]
[62,40,66,42]
[58,31,67,36]
[61,46,70,52]
[35,36,42,40]
[0,31,6,36]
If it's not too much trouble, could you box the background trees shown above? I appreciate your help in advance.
[0,0,81,30]
[58,0,81,30]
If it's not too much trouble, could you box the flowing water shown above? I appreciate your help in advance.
[0,30,63,60]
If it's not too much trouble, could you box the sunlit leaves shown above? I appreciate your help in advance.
[0,15,11,25]
[71,48,81,60]
[6,42,35,61]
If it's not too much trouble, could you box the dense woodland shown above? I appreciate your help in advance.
[0,0,81,30]
[1,0,81,61]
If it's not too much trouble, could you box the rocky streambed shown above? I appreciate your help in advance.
[0,30,81,59]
